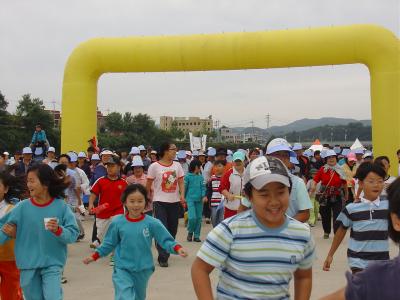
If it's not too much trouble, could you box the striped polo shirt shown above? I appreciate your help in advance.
[209,175,223,207]
[197,210,315,300]
[336,197,389,270]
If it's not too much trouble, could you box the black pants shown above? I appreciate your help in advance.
[153,201,180,263]
[320,196,343,234]
[203,201,211,219]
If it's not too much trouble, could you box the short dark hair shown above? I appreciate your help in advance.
[214,160,226,166]
[27,164,68,198]
[397,149,400,156]
[59,154,71,163]
[0,172,27,203]
[189,160,202,173]
[354,162,386,181]
[314,150,321,156]
[375,156,390,166]
[159,141,173,158]
[121,184,149,206]
[87,146,96,153]
[387,177,400,243]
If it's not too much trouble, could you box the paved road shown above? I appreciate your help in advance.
[63,217,398,300]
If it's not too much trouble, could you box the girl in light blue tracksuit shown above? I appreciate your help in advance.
[0,164,79,300]
[83,184,188,300]
[184,160,207,242]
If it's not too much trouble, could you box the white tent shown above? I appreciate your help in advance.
[309,139,323,152]
[350,138,365,150]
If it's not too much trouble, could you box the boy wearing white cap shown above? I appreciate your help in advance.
[14,147,34,177]
[43,147,58,169]
[138,145,151,172]
[192,156,315,300]
[264,139,312,223]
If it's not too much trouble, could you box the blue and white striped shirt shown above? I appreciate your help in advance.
[336,197,389,270]
[197,210,315,300]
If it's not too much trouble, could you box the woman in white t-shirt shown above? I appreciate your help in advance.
[146,142,185,268]
[375,156,397,197]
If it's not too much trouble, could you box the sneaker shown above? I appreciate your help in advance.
[193,238,202,242]
[76,234,85,242]
[159,261,168,268]
[109,255,114,266]
[90,240,100,249]
[61,276,67,284]
[323,233,329,239]
[187,233,193,242]
[205,218,211,224]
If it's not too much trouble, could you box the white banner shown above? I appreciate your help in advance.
[189,133,207,151]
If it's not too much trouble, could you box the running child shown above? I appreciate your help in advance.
[206,160,225,227]
[192,156,315,299]
[323,162,389,274]
[184,160,207,242]
[83,184,188,300]
[0,164,79,300]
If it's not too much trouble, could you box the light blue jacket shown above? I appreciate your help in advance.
[184,173,206,202]
[0,197,79,269]
[95,214,180,271]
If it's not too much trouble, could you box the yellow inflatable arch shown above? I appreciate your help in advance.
[62,24,400,167]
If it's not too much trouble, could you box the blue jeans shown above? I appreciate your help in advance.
[210,206,223,227]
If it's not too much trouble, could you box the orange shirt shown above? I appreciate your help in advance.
[0,204,16,261]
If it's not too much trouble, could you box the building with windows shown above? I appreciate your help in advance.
[46,109,106,128]
[160,116,213,133]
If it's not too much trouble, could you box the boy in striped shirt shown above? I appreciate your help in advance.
[192,156,315,300]
[323,162,389,274]
[206,160,225,227]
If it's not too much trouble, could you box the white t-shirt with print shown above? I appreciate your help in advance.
[147,161,184,203]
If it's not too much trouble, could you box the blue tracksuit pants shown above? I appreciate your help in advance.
[187,201,203,238]
[20,266,63,300]
[112,267,153,300]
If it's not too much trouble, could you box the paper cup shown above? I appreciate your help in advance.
[44,217,58,230]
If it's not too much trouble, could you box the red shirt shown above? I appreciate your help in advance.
[91,176,127,219]
[313,167,346,195]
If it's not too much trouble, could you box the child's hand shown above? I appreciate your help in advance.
[202,197,208,203]
[323,255,333,271]
[178,248,188,258]
[46,219,59,233]
[2,223,16,238]
[83,257,94,264]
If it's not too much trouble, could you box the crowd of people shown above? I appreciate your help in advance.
[1,126,400,299]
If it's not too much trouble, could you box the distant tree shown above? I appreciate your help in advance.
[15,94,54,130]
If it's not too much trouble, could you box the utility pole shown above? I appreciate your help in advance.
[250,120,255,143]
[265,114,270,129]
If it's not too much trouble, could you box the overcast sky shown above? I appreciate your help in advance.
[1,0,399,128]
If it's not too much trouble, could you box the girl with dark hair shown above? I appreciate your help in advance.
[83,184,188,300]
[374,155,396,197]
[0,172,23,300]
[184,160,207,242]
[0,163,79,300]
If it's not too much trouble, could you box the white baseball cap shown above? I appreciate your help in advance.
[68,152,78,162]
[78,151,87,158]
[22,147,33,155]
[47,147,56,153]
[129,147,140,155]
[325,149,337,158]
[207,147,216,156]
[266,138,296,158]
[100,150,113,156]
[177,150,186,159]
[138,145,146,151]
[131,156,144,167]
[186,150,192,156]
[292,143,303,151]
[3,151,9,156]
[150,150,157,154]
[244,156,291,189]
[91,154,100,161]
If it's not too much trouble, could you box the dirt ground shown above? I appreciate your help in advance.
[62,217,398,300]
